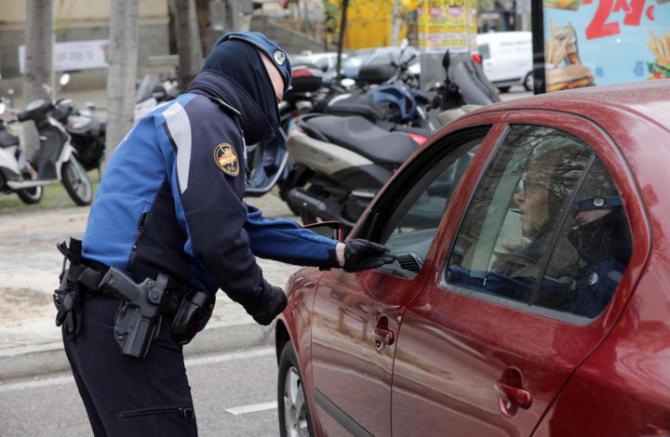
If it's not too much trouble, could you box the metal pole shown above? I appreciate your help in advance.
[390,0,400,46]
[303,0,311,36]
[465,0,471,52]
[531,0,545,93]
[335,0,350,80]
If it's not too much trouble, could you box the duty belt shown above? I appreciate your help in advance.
[56,239,212,358]
[72,261,181,319]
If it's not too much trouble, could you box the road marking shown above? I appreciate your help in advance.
[0,346,274,393]
[225,401,277,415]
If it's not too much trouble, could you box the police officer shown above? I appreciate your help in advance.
[55,32,394,436]
[567,165,632,318]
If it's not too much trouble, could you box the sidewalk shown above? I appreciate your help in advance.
[0,191,302,381]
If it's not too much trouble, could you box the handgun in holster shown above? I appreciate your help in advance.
[98,267,170,359]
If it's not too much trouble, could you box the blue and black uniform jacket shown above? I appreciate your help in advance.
[81,70,337,311]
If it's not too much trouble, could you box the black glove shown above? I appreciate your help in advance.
[245,284,287,326]
[54,267,84,341]
[343,239,396,272]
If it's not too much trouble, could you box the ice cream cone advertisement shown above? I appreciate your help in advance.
[539,0,669,92]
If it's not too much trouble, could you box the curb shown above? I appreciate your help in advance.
[0,321,275,382]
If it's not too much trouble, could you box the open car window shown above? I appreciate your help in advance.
[359,126,491,278]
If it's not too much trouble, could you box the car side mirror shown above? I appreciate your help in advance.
[303,221,345,242]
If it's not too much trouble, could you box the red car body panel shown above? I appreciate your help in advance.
[276,81,670,436]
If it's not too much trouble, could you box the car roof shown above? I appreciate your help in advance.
[468,80,670,134]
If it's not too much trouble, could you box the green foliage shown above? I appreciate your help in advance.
[322,0,339,34]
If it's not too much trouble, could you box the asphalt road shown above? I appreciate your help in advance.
[0,346,281,437]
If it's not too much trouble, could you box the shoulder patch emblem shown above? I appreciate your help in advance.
[213,143,240,176]
[273,50,286,65]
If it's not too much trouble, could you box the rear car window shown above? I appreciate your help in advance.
[445,124,632,321]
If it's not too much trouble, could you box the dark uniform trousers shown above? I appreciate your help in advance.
[63,296,198,437]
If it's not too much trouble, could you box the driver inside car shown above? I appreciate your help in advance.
[484,146,586,300]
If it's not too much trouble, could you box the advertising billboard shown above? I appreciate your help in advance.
[418,0,478,53]
[539,0,669,92]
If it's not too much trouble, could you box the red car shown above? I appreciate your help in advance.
[274,80,670,437]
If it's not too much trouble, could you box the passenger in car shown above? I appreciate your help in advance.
[567,175,632,318]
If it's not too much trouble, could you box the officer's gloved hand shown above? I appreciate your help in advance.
[342,239,396,272]
[245,284,287,326]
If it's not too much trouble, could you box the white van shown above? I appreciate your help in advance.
[476,31,533,92]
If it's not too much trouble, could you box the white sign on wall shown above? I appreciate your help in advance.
[19,39,109,73]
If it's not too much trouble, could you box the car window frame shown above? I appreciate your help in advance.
[351,125,493,279]
[439,118,647,325]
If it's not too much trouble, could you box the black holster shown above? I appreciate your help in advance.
[54,239,86,341]
[98,267,170,359]
[171,289,213,345]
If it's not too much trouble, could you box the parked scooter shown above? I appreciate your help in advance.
[134,74,179,121]
[51,95,106,171]
[283,50,500,228]
[245,58,432,204]
[0,74,93,206]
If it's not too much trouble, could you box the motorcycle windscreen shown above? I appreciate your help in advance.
[244,129,289,197]
[450,59,501,106]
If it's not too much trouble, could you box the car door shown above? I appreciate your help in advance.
[391,115,638,436]
[309,126,493,436]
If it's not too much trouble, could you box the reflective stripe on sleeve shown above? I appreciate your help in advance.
[163,102,192,194]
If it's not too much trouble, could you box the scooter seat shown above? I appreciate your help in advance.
[303,115,417,166]
[0,129,19,148]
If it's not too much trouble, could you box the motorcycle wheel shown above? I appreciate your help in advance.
[17,186,43,205]
[523,72,534,92]
[61,156,93,206]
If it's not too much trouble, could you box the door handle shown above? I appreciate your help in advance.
[373,316,395,353]
[494,382,532,409]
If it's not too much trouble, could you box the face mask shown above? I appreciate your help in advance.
[568,209,631,266]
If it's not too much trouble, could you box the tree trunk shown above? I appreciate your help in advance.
[23,0,53,158]
[24,0,53,104]
[174,0,204,91]
[105,0,140,162]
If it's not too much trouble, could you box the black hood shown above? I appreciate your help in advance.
[188,39,279,145]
